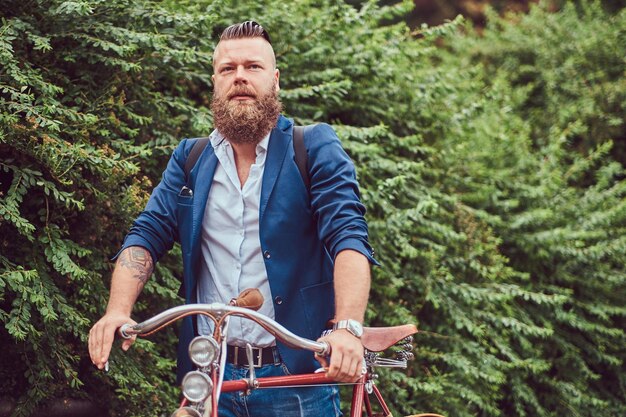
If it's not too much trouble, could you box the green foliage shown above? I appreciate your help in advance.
[1,0,624,416]
[0,0,218,414]
[434,3,626,415]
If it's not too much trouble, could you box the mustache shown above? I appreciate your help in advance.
[227,86,257,99]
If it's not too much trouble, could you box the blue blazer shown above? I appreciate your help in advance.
[121,115,376,380]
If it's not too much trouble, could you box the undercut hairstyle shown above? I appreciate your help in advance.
[219,20,272,45]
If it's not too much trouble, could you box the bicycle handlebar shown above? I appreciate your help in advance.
[119,302,331,356]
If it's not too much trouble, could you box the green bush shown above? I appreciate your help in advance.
[442,3,626,415]
[0,0,218,414]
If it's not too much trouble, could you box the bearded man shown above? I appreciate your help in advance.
[88,21,377,417]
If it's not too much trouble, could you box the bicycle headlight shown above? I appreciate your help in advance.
[170,406,202,417]
[188,335,220,367]
[181,371,213,403]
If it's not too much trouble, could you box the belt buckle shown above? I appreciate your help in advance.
[233,346,264,367]
[255,347,263,367]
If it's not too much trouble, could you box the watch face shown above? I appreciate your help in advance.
[348,320,363,337]
[334,320,363,338]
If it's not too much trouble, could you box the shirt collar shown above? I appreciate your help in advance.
[209,130,270,156]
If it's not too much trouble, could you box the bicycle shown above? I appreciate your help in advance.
[119,289,444,417]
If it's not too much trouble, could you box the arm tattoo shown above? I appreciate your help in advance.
[118,247,154,285]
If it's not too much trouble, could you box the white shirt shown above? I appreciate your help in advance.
[196,130,276,347]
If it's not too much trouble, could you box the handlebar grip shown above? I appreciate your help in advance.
[119,323,134,339]
[318,341,331,356]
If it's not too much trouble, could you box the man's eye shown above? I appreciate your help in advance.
[249,64,261,70]
[221,67,234,73]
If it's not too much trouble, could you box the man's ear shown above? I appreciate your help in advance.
[274,69,280,92]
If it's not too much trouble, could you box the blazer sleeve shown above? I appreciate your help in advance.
[117,139,191,263]
[306,124,379,266]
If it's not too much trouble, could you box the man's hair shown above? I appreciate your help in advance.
[219,20,272,45]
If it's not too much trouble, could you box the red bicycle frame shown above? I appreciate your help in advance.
[180,371,394,417]
[223,373,386,417]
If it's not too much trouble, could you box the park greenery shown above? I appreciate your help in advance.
[1,0,624,416]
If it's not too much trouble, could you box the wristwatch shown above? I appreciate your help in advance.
[332,319,364,338]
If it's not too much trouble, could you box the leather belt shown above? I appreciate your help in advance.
[226,345,280,367]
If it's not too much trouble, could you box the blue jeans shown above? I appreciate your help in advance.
[218,362,342,417]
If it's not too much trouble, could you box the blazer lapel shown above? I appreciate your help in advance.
[190,146,218,250]
[260,116,293,223]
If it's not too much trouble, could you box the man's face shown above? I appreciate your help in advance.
[211,37,281,143]
[212,37,279,104]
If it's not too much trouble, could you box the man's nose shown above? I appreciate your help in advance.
[234,66,247,83]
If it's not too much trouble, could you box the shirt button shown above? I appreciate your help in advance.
[274,296,283,305]
[263,250,271,259]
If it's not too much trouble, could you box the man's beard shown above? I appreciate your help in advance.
[211,82,282,145]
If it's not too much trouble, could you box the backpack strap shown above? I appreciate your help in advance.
[292,126,310,190]
[183,126,312,190]
[184,137,210,183]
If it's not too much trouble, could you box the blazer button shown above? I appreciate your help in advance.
[263,250,271,259]
[274,296,283,305]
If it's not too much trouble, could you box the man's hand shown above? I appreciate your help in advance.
[88,312,136,370]
[317,329,364,382]
[88,246,152,370]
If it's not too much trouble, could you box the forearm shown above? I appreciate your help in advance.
[333,249,371,322]
[106,246,154,316]
[318,249,370,382]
